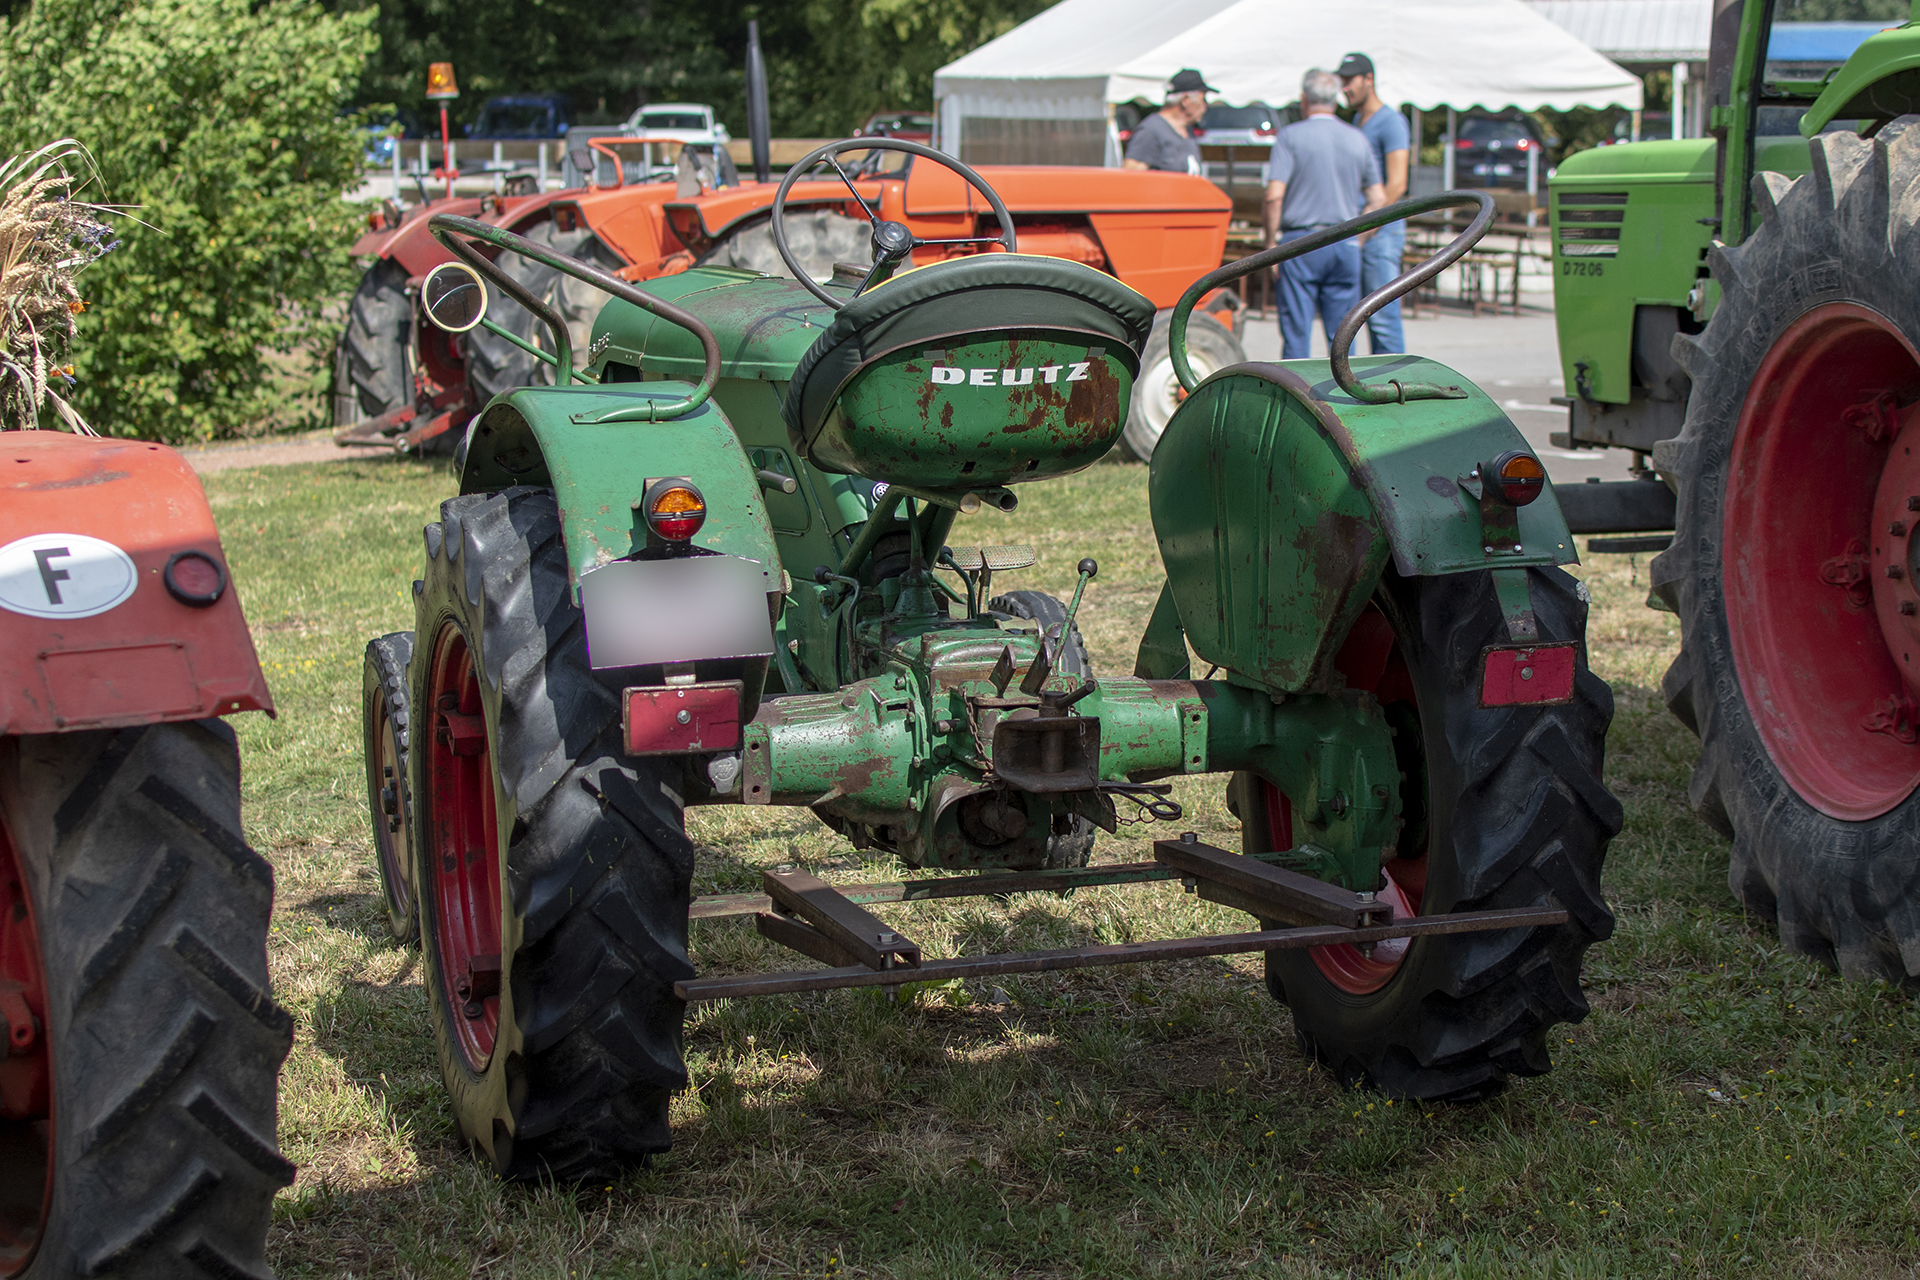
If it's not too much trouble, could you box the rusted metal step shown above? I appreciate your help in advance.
[1151,833,1391,929]
[678,905,1570,1002]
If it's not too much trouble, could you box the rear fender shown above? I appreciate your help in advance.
[1146,359,1575,694]
[459,385,780,589]
[0,432,272,733]
[459,386,781,708]
[352,196,488,275]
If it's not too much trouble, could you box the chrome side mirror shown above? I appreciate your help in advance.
[421,261,488,333]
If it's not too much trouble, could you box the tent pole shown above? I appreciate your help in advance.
[1443,107,1455,195]
[1671,61,1687,139]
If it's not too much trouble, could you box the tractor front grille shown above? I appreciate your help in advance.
[1556,191,1626,259]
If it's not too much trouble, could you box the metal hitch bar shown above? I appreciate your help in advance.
[677,837,1569,1003]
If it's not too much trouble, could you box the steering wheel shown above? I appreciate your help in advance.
[770,138,1018,309]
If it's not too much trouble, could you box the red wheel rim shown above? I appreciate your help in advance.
[1254,605,1427,996]
[1724,302,1920,820]
[0,818,51,1274]
[424,625,503,1071]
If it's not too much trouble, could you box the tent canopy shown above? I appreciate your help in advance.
[935,0,1642,163]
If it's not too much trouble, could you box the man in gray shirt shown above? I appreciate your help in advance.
[1263,69,1386,359]
[1123,68,1213,175]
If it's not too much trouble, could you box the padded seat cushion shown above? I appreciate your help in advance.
[781,253,1157,449]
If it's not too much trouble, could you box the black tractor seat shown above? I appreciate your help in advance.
[780,253,1157,459]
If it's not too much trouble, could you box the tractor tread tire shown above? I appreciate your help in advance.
[333,257,411,426]
[1650,115,1920,983]
[462,224,619,405]
[1266,567,1621,1100]
[413,487,693,1182]
[363,632,417,944]
[0,720,291,1278]
[987,590,1095,868]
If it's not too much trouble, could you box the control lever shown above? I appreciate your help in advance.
[1020,558,1098,696]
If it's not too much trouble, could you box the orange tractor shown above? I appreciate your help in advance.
[334,138,1246,460]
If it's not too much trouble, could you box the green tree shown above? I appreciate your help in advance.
[0,0,376,441]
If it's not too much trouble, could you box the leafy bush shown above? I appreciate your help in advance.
[0,0,377,441]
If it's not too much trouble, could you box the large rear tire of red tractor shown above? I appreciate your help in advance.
[0,721,293,1276]
[1651,118,1920,983]
[363,632,418,944]
[410,487,694,1181]
[462,223,624,405]
[1119,311,1243,462]
[1238,566,1620,1099]
[333,257,412,427]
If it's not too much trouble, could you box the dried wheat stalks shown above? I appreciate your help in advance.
[0,140,118,432]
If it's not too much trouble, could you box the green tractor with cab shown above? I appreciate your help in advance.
[1551,0,1920,984]
[363,139,1621,1180]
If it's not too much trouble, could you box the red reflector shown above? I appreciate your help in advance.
[1480,644,1577,707]
[623,680,743,755]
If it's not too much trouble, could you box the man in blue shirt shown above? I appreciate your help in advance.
[1339,52,1411,354]
[1264,69,1386,360]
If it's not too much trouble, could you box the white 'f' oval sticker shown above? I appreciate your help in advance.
[0,533,139,619]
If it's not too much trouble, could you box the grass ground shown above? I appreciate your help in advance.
[215,454,1920,1278]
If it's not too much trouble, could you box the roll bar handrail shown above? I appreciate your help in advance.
[428,213,721,423]
[1169,191,1497,405]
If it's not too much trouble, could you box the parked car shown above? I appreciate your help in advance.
[1192,102,1286,147]
[465,94,572,139]
[857,110,934,143]
[622,102,729,145]
[360,107,423,166]
[1454,114,1545,189]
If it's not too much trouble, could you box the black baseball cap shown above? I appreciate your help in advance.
[1336,52,1375,79]
[1168,68,1217,95]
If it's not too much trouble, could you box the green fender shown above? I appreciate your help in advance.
[1143,356,1576,694]
[457,384,781,591]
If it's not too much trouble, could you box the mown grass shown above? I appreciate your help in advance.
[214,455,1920,1278]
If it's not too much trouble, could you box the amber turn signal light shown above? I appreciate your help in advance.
[642,478,706,541]
[1487,450,1547,506]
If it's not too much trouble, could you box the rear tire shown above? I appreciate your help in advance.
[1652,117,1920,982]
[333,258,412,426]
[988,590,1095,868]
[363,632,417,944]
[0,721,292,1276]
[1245,568,1620,1100]
[1120,311,1243,462]
[411,487,694,1181]
[462,223,623,405]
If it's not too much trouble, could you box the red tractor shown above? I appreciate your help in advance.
[1,431,285,1276]
[335,140,1246,459]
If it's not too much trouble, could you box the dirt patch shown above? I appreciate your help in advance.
[179,427,397,475]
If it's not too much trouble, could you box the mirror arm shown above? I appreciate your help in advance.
[430,214,722,418]
[431,220,574,383]
[476,316,564,374]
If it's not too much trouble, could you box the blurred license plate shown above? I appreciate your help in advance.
[578,553,775,670]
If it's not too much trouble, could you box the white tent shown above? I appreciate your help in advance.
[934,0,1644,165]
[933,0,1242,167]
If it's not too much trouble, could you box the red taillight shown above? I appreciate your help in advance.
[163,549,226,606]
[1455,139,1473,149]
[642,478,706,541]
[1487,450,1547,506]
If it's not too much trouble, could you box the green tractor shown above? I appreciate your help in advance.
[363,139,1620,1180]
[1551,0,1920,983]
